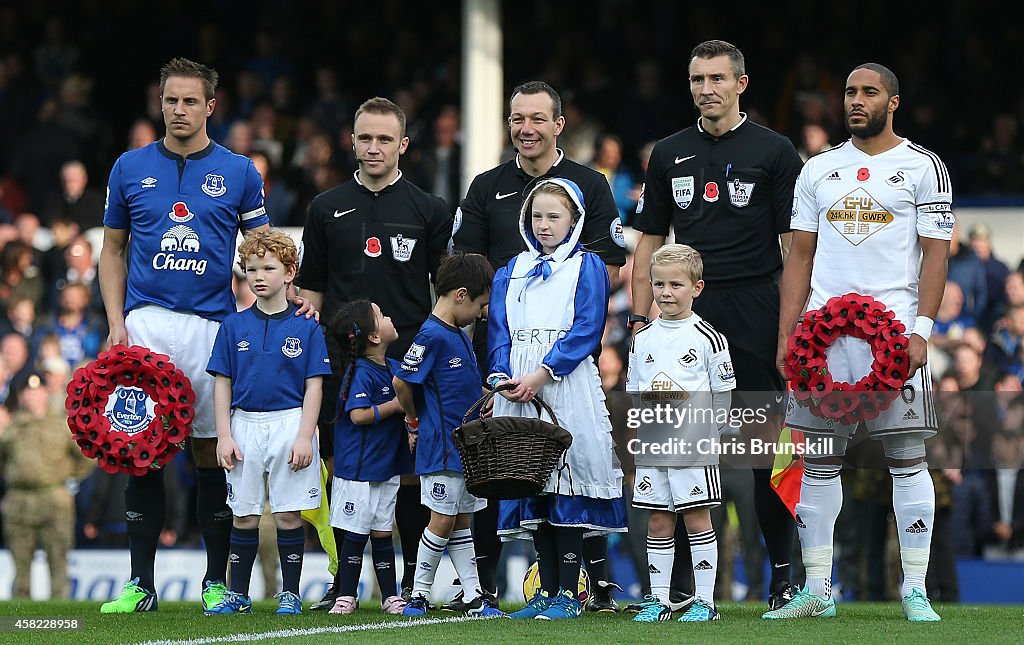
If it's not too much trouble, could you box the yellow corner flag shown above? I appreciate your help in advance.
[770,425,804,519]
[301,459,337,576]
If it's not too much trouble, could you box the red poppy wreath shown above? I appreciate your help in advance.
[65,344,195,475]
[784,293,910,424]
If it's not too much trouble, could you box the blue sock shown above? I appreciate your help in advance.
[228,527,259,596]
[277,527,306,594]
[339,531,369,597]
[371,536,398,599]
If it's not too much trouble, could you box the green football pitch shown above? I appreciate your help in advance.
[0,601,1021,644]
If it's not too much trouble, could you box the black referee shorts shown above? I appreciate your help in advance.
[693,278,784,400]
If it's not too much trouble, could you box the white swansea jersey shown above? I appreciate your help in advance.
[790,138,953,326]
[626,314,735,395]
[626,314,735,467]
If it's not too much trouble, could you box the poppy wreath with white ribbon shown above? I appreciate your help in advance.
[785,293,911,424]
[65,344,194,474]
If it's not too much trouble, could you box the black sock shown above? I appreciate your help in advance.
[534,523,559,596]
[753,468,795,592]
[583,534,610,585]
[277,527,306,594]
[332,528,347,587]
[338,531,368,597]
[125,469,165,591]
[371,535,398,599]
[472,504,501,594]
[395,484,429,589]
[670,520,694,596]
[228,527,259,596]
[196,468,232,584]
[555,525,584,596]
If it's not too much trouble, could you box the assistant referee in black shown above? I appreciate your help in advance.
[452,80,627,611]
[296,97,451,610]
[630,40,804,611]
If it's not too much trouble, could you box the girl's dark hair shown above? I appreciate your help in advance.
[326,300,377,414]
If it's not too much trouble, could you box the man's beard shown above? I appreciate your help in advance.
[846,110,887,138]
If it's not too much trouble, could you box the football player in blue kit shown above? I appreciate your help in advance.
[98,58,313,613]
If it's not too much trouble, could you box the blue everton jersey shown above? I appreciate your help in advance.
[334,358,411,482]
[394,315,481,475]
[206,304,331,411]
[104,140,269,321]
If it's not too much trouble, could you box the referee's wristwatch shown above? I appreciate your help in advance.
[626,314,650,332]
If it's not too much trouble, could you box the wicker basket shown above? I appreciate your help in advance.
[453,384,572,500]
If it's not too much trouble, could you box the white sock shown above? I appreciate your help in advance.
[891,467,934,598]
[447,528,481,598]
[689,529,718,605]
[646,535,674,605]
[795,464,842,599]
[412,528,448,598]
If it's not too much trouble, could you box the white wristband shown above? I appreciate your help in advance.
[911,316,934,341]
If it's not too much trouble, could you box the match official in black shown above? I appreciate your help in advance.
[296,96,451,610]
[630,40,804,611]
[452,80,627,612]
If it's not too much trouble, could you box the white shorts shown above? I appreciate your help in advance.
[225,408,322,515]
[631,465,722,512]
[125,305,220,439]
[420,471,486,516]
[329,475,401,534]
[785,336,938,438]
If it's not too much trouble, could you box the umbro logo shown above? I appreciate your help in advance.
[564,552,578,562]
[694,560,713,570]
[214,510,232,519]
[905,519,929,534]
[649,564,661,574]
[229,554,240,563]
[419,562,433,571]
[126,511,143,521]
[141,177,158,188]
[795,513,807,528]
[347,556,362,565]
[675,155,696,164]
[690,486,703,496]
[826,171,841,181]
[334,208,356,218]
[495,191,518,200]
[237,341,250,352]
[287,554,301,562]
[902,409,920,421]
[645,354,655,363]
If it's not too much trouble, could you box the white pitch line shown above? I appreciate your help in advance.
[132,615,482,645]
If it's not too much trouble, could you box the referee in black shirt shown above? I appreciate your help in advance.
[296,97,451,610]
[452,81,627,611]
[631,41,804,611]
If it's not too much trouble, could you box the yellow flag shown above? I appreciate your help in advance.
[301,460,337,576]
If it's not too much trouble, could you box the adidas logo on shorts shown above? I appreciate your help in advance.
[902,409,920,421]
[690,486,703,496]
[795,514,807,529]
[905,519,929,534]
[694,560,713,570]
[645,354,655,364]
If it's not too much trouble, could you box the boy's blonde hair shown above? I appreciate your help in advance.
[237,229,299,273]
[651,243,703,284]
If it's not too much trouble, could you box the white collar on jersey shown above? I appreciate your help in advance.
[515,148,565,171]
[696,112,748,134]
[353,168,403,188]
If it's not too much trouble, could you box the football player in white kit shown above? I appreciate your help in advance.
[764,63,949,622]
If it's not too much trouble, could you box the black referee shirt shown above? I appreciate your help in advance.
[453,150,627,269]
[634,116,803,284]
[295,171,452,330]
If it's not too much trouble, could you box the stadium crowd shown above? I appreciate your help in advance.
[0,0,1022,606]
